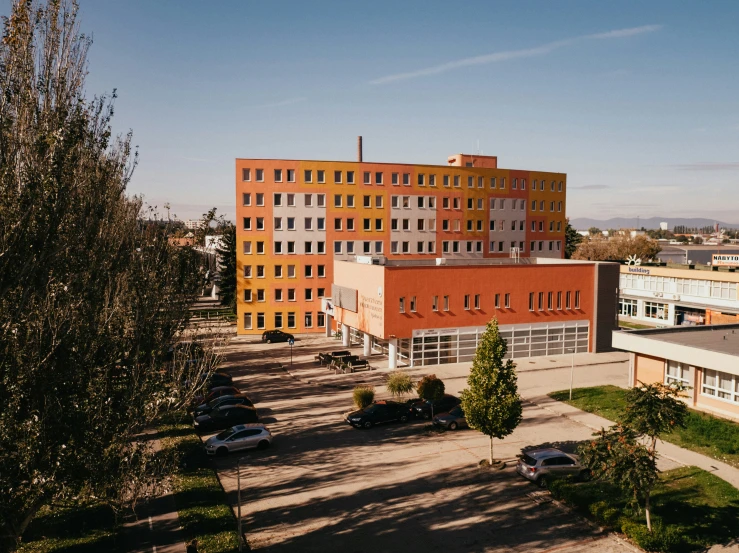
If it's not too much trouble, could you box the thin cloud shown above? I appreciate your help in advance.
[673,162,739,171]
[570,184,609,190]
[370,24,662,85]
[253,97,307,108]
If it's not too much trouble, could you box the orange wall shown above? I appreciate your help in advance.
[332,262,385,337]
[634,354,665,385]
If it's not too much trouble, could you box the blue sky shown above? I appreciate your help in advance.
[31,1,739,222]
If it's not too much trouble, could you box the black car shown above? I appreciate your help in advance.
[192,394,253,418]
[262,330,294,344]
[412,394,461,420]
[188,385,241,411]
[194,404,259,432]
[345,401,413,429]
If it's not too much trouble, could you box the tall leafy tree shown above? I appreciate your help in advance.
[0,1,220,547]
[461,319,522,464]
[565,219,583,259]
[216,222,237,311]
[579,382,688,531]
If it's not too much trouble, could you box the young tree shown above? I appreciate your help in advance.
[565,219,583,259]
[386,370,414,399]
[0,1,219,547]
[461,319,522,464]
[579,382,688,532]
[417,374,445,419]
[216,223,237,311]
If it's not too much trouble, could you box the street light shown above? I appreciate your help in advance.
[237,456,248,552]
[568,347,576,401]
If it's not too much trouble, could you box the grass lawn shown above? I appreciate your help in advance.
[549,385,739,468]
[159,413,239,553]
[549,466,739,552]
[618,320,655,330]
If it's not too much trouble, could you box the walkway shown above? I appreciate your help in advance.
[532,394,739,490]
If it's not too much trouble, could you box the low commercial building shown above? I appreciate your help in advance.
[613,325,739,421]
[619,264,739,326]
[324,256,619,368]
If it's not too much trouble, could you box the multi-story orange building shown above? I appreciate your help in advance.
[235,147,568,336]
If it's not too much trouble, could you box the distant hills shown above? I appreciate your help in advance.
[570,217,739,231]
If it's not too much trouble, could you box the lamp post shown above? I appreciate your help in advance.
[237,456,248,552]
[568,347,576,401]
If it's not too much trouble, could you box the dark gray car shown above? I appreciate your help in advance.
[515,448,589,488]
[432,405,467,430]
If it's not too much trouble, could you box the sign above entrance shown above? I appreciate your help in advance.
[713,254,739,267]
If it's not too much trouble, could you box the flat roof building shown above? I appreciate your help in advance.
[235,146,568,336]
[619,263,739,327]
[327,257,619,368]
[613,325,739,421]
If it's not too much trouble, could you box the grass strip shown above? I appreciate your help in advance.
[549,466,739,552]
[549,385,739,468]
[159,413,239,553]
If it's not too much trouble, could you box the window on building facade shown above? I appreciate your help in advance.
[495,293,501,308]
[317,170,325,183]
[432,295,438,311]
[287,312,296,328]
[504,293,511,308]
[304,170,312,182]
[256,169,264,182]
[256,312,265,329]
[410,296,416,312]
[243,312,252,329]
[702,369,739,403]
[644,301,666,319]
[399,297,405,313]
[666,361,691,387]
[443,295,450,311]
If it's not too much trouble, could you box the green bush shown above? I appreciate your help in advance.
[621,521,684,552]
[353,385,375,409]
[386,371,414,398]
[417,374,445,403]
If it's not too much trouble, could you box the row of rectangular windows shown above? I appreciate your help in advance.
[400,293,513,313]
[244,216,563,234]
[243,264,326,279]
[244,287,326,303]
[528,291,581,311]
[242,168,564,192]
[243,311,326,330]
[438,240,561,254]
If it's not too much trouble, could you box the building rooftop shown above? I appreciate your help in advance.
[343,256,604,268]
[626,324,739,357]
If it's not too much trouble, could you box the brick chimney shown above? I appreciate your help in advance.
[357,136,363,162]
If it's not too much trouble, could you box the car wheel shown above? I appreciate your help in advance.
[266,339,272,344]
[449,422,458,430]
[423,412,431,420]
[579,469,592,482]
[215,447,228,457]
[257,440,270,450]
[538,476,548,489]
[363,420,373,429]
[399,414,409,423]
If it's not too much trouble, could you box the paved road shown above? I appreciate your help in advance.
[205,337,643,552]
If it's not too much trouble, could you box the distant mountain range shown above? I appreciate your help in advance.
[570,217,739,231]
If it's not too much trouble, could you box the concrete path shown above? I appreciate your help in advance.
[533,394,739,490]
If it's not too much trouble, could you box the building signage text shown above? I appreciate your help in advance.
[713,254,739,267]
[627,266,650,275]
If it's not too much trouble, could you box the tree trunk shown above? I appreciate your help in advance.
[489,436,494,465]
[645,492,652,532]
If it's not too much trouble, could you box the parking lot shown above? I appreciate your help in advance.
[207,335,640,552]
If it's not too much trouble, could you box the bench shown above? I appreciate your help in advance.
[347,360,371,373]
[315,352,331,365]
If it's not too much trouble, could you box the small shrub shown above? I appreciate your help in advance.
[621,521,684,552]
[353,385,375,409]
[386,370,414,398]
[417,374,445,403]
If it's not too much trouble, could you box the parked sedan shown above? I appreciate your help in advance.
[189,385,241,411]
[194,404,259,432]
[192,394,253,418]
[515,448,590,488]
[412,394,461,420]
[261,330,294,344]
[345,400,412,429]
[205,424,273,456]
[433,405,467,430]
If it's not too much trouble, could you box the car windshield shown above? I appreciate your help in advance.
[215,429,233,440]
[363,405,379,414]
[521,454,537,466]
[449,406,463,416]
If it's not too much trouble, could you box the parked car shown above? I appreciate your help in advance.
[515,448,590,488]
[192,394,253,418]
[262,330,294,344]
[345,400,412,429]
[194,404,259,432]
[189,385,241,411]
[433,405,467,430]
[205,424,273,456]
[411,394,461,420]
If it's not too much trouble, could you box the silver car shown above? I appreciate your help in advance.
[515,448,589,488]
[432,405,467,430]
[205,424,272,456]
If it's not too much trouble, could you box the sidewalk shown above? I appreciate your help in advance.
[532,394,739,490]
